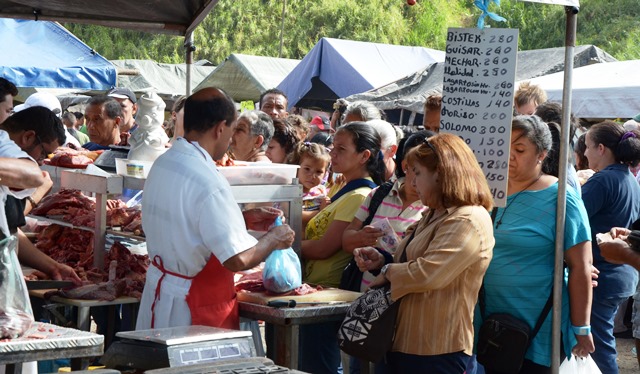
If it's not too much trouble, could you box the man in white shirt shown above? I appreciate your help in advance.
[0,107,80,282]
[137,87,294,330]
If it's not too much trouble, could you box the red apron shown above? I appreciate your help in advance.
[151,255,239,330]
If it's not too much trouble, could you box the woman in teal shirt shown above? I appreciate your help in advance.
[474,115,594,372]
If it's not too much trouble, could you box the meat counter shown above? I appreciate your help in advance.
[34,167,304,268]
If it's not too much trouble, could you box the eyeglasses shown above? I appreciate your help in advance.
[34,134,51,162]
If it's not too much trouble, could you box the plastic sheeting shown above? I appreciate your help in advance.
[111,59,215,98]
[195,54,300,102]
[345,45,616,115]
[278,37,446,111]
[0,19,116,89]
[527,59,640,119]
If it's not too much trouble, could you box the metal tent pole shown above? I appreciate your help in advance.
[185,32,195,95]
[551,5,579,372]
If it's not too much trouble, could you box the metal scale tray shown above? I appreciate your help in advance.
[102,325,255,371]
[145,357,307,374]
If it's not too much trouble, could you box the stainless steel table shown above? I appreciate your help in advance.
[29,289,139,332]
[238,301,351,370]
[0,322,103,374]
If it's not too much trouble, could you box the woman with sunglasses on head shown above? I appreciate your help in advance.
[581,121,640,373]
[472,115,593,373]
[355,133,495,373]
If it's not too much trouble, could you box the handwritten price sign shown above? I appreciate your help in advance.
[440,28,518,207]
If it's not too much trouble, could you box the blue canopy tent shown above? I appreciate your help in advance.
[0,18,116,89]
[277,37,445,112]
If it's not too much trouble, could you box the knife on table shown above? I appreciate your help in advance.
[266,300,346,308]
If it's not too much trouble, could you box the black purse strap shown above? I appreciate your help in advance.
[331,178,377,204]
[480,206,553,342]
[362,181,395,227]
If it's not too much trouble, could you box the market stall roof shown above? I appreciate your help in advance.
[0,18,116,89]
[277,37,446,111]
[526,59,640,119]
[345,45,616,114]
[194,54,300,103]
[0,0,218,36]
[111,59,216,99]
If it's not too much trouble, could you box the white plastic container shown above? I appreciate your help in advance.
[217,161,299,185]
[115,158,153,179]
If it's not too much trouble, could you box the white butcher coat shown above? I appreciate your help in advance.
[0,130,36,238]
[136,138,257,329]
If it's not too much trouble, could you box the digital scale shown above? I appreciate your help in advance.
[93,145,129,172]
[102,325,256,371]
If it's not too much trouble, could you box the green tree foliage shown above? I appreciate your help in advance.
[65,0,640,64]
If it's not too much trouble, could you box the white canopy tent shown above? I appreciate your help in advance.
[525,59,640,119]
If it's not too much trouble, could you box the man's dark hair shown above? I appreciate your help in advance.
[1,106,65,145]
[534,101,578,142]
[184,89,236,133]
[74,111,84,120]
[0,78,18,102]
[87,95,123,119]
[259,88,288,108]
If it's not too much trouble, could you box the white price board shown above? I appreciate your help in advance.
[440,28,518,207]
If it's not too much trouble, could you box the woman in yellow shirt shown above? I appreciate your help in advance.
[299,122,386,374]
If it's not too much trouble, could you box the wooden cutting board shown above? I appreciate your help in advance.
[237,287,361,305]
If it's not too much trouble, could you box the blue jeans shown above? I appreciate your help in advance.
[298,321,343,374]
[590,294,628,373]
[387,351,469,374]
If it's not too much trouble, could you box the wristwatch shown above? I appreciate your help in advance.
[380,264,390,279]
[572,325,591,336]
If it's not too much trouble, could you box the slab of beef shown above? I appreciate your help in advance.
[45,147,101,168]
[235,271,320,296]
[49,153,93,168]
[34,226,148,299]
[32,189,141,230]
[46,279,127,301]
[32,189,95,216]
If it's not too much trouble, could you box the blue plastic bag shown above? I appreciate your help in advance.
[263,217,302,293]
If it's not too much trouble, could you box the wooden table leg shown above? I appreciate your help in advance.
[272,324,299,369]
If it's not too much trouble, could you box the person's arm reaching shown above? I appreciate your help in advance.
[17,229,82,284]
[223,225,294,272]
[0,157,45,190]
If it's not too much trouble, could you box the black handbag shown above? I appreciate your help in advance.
[337,282,399,362]
[337,230,413,362]
[339,181,394,292]
[476,285,553,374]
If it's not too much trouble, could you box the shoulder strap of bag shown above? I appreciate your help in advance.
[481,207,553,342]
[331,178,377,204]
[362,181,395,226]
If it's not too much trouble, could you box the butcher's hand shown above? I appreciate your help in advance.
[244,207,283,231]
[267,224,295,250]
[50,263,82,286]
[354,246,384,273]
[571,334,595,359]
